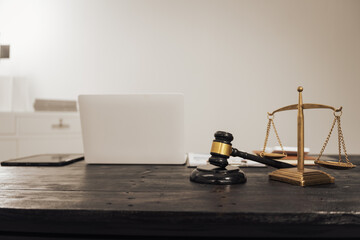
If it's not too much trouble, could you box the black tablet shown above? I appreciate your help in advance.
[1,154,84,166]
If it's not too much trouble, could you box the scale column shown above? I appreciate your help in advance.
[297,86,305,171]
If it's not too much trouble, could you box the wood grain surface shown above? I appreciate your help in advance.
[0,155,359,238]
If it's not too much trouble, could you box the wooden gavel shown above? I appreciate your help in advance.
[208,131,294,169]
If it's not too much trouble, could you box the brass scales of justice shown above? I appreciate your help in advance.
[259,86,355,187]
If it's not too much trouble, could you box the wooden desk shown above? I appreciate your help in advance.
[0,156,359,239]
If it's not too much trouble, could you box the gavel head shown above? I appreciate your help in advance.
[208,131,233,168]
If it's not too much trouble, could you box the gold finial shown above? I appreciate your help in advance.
[297,86,303,92]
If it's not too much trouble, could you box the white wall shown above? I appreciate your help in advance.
[0,0,359,155]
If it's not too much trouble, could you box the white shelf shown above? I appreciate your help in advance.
[0,112,83,161]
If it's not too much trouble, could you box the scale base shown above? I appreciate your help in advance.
[269,168,335,187]
[190,164,246,185]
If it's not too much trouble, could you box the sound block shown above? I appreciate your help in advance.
[190,164,246,185]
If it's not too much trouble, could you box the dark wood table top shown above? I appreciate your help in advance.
[0,155,359,239]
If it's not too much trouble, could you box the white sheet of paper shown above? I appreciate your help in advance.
[187,152,266,168]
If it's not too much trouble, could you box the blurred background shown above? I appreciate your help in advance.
[0,0,359,155]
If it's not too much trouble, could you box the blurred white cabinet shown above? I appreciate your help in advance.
[0,112,83,162]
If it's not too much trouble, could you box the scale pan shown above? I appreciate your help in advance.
[314,160,356,170]
[261,152,286,159]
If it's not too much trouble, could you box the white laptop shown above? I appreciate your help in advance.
[78,93,185,165]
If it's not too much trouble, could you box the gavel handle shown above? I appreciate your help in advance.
[231,148,294,169]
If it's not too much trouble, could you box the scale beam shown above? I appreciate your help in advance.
[269,104,342,116]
